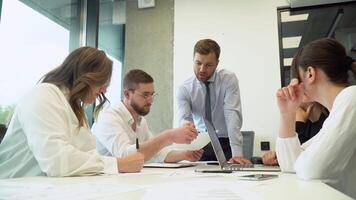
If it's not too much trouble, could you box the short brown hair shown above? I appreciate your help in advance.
[42,47,113,127]
[123,69,154,90]
[193,39,221,59]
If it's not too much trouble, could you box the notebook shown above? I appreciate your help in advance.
[144,162,196,168]
[203,118,280,172]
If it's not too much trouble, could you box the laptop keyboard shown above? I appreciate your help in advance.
[223,163,254,170]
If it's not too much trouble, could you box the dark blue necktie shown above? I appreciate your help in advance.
[204,82,212,123]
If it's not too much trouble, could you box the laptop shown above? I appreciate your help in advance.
[203,118,280,172]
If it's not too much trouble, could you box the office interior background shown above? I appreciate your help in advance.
[0,0,355,156]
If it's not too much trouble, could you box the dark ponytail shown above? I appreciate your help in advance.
[292,38,353,85]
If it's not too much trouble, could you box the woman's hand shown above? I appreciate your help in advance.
[277,79,304,138]
[276,79,304,114]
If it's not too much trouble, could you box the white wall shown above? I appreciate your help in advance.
[174,0,288,156]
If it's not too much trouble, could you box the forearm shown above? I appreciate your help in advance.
[164,150,185,163]
[230,142,243,157]
[139,131,173,162]
[279,112,297,138]
[225,110,243,157]
[177,87,193,126]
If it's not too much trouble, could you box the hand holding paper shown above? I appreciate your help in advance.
[168,122,198,144]
[172,132,210,151]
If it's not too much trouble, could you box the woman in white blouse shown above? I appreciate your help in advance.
[276,38,356,198]
[0,47,144,178]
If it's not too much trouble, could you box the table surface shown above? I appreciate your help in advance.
[0,164,352,200]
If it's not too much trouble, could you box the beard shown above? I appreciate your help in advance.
[131,100,150,116]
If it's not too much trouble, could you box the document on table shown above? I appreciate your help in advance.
[0,177,145,200]
[172,132,210,151]
[142,180,264,200]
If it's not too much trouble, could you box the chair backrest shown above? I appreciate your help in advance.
[0,124,7,144]
[242,131,255,160]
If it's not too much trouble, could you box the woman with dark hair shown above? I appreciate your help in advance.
[262,101,329,166]
[295,102,328,144]
[0,47,144,178]
[276,38,356,198]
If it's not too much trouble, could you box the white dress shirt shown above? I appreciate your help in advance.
[276,86,356,199]
[0,83,117,178]
[92,101,171,163]
[176,69,243,156]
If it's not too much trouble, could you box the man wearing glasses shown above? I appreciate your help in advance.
[92,69,203,163]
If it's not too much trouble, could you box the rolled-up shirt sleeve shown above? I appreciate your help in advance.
[276,134,303,173]
[145,129,172,163]
[101,156,118,174]
[224,75,243,157]
[176,85,194,126]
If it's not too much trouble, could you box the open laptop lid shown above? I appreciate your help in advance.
[203,118,281,172]
[203,118,228,168]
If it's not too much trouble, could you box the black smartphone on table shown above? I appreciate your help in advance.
[238,174,278,181]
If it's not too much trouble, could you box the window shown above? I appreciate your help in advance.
[0,0,125,126]
[98,0,125,105]
[0,0,77,124]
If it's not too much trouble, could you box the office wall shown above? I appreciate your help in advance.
[174,0,289,156]
[125,0,174,133]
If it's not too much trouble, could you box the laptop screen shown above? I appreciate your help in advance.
[203,118,227,166]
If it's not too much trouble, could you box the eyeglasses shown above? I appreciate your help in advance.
[132,90,158,101]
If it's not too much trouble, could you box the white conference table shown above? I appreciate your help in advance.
[0,164,352,200]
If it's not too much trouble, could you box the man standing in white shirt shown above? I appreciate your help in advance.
[92,69,203,163]
[176,39,251,164]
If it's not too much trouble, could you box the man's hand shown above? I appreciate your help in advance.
[169,122,198,144]
[183,149,204,161]
[117,152,145,173]
[228,156,252,164]
[262,151,278,166]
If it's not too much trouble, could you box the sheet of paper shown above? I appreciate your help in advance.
[142,180,264,200]
[172,132,210,151]
[0,177,145,200]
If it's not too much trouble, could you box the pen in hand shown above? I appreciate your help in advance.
[136,137,140,151]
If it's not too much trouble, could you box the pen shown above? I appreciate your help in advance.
[136,137,140,151]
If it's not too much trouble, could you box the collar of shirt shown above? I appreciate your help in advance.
[58,85,70,101]
[197,70,217,86]
[116,101,142,128]
[207,71,217,83]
